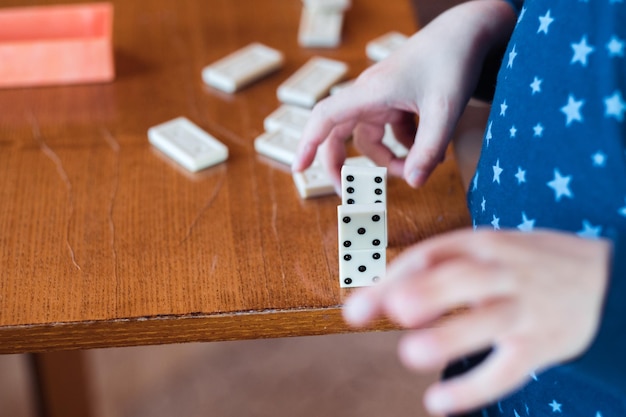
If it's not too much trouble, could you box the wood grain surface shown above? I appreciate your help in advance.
[0,0,470,353]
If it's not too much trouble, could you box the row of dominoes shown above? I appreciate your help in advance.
[338,164,388,288]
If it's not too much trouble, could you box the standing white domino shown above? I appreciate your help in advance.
[277,57,348,108]
[293,155,375,199]
[339,247,386,288]
[366,31,408,62]
[202,43,284,93]
[338,204,387,250]
[341,165,387,206]
[264,105,311,137]
[298,7,344,48]
[148,117,228,172]
[303,0,351,11]
[254,129,301,165]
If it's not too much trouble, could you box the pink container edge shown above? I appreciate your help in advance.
[0,2,115,89]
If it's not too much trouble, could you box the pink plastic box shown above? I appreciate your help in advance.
[0,2,114,88]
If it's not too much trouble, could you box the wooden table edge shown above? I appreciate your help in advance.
[0,308,401,354]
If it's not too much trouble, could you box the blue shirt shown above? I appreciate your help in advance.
[461,0,626,415]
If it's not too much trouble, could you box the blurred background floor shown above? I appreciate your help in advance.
[0,332,438,417]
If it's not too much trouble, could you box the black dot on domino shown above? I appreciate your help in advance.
[344,254,351,261]
[358,265,366,272]
[373,239,380,246]
[343,216,351,223]
[372,215,380,222]
[343,240,351,247]
[372,252,380,260]
[375,176,383,183]
[347,187,354,194]
[344,278,353,285]
[375,200,382,203]
[375,188,383,195]
[358,227,366,235]
[347,199,355,204]
[347,175,354,182]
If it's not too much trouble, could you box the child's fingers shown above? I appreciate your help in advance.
[396,299,514,372]
[423,344,532,415]
[352,123,402,175]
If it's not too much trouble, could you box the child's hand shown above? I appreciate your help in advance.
[343,229,611,415]
[292,0,516,190]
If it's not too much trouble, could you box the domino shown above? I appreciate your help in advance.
[303,0,351,11]
[264,104,311,137]
[202,43,284,93]
[298,7,344,48]
[382,124,409,158]
[254,129,301,165]
[148,117,228,172]
[329,79,354,95]
[277,57,348,108]
[366,31,408,62]
[293,155,375,199]
[338,203,386,250]
[341,165,387,205]
[339,247,385,288]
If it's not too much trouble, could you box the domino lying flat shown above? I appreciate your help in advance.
[263,105,312,137]
[202,43,284,93]
[254,129,301,166]
[148,117,228,172]
[298,6,344,48]
[365,31,408,62]
[277,57,348,108]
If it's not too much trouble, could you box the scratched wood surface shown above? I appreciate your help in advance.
[0,0,470,353]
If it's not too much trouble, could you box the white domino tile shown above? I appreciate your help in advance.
[148,117,228,172]
[277,57,348,108]
[366,31,408,62]
[293,155,375,199]
[303,0,351,11]
[254,129,301,165]
[202,43,284,93]
[338,203,386,250]
[263,104,311,137]
[341,165,387,206]
[298,7,344,48]
[339,247,385,288]
[381,124,409,158]
[329,79,354,95]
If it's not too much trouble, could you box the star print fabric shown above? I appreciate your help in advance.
[461,0,626,416]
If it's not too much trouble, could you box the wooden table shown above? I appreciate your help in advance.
[0,0,470,414]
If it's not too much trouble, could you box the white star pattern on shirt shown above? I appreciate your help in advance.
[577,219,602,238]
[510,125,517,137]
[481,196,486,212]
[485,121,493,145]
[530,76,543,94]
[493,159,503,184]
[491,214,500,230]
[604,90,626,121]
[514,410,522,417]
[547,169,573,201]
[607,35,625,57]
[549,399,562,412]
[592,151,607,167]
[500,100,508,116]
[515,167,526,184]
[538,10,554,34]
[472,171,479,191]
[533,123,544,137]
[561,94,585,126]
[619,198,626,217]
[517,212,535,232]
[571,35,595,66]
[508,44,518,68]
[518,6,526,23]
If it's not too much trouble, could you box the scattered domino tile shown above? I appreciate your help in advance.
[341,165,387,206]
[329,79,354,95]
[381,124,409,158]
[202,43,284,93]
[298,7,344,48]
[148,117,228,172]
[339,247,386,288]
[338,203,387,250]
[254,129,301,166]
[293,155,375,199]
[277,57,348,108]
[263,104,311,137]
[0,3,114,88]
[303,0,351,11]
[365,31,408,62]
